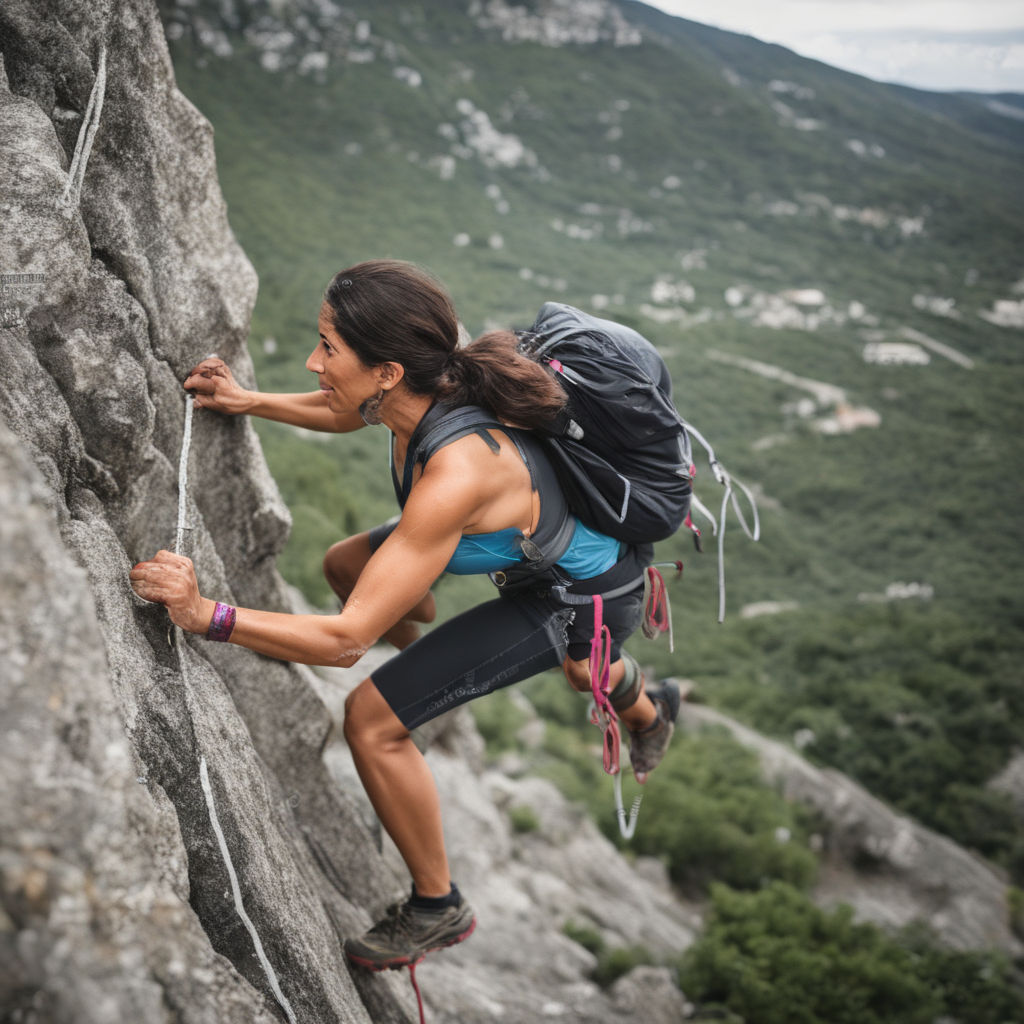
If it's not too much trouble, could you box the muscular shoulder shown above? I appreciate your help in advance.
[417,431,503,507]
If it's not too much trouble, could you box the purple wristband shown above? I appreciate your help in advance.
[206,602,237,643]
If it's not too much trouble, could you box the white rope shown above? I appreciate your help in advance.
[175,395,194,554]
[199,757,298,1024]
[175,394,295,1023]
[61,46,107,212]
[683,420,760,621]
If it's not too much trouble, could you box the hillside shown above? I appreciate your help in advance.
[153,0,1024,1011]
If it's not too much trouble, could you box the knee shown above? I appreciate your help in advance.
[323,534,365,594]
[343,680,406,750]
[562,657,592,693]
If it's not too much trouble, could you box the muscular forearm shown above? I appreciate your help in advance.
[206,601,372,666]
[242,390,363,433]
[132,552,374,665]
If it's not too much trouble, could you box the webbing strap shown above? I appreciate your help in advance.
[642,563,682,653]
[587,595,619,776]
[551,573,645,607]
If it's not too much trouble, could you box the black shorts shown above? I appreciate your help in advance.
[367,529,651,731]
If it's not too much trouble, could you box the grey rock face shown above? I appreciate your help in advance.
[0,3,410,1021]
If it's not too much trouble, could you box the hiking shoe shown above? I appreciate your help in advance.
[344,896,476,971]
[628,678,682,783]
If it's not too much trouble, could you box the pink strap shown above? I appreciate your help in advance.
[643,566,669,639]
[588,594,620,775]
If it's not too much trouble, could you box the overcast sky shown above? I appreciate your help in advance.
[644,1,1024,93]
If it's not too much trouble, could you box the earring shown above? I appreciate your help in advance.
[359,387,386,426]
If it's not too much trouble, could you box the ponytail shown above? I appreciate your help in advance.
[438,330,566,430]
[321,260,566,428]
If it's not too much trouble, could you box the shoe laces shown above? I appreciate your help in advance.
[368,900,417,941]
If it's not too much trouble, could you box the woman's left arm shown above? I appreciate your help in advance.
[129,463,479,667]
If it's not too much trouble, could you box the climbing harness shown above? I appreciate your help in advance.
[174,392,297,1024]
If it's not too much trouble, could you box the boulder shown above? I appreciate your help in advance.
[677,700,1022,954]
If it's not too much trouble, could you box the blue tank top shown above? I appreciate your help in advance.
[446,517,619,578]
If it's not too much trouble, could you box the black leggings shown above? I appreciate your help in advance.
[370,545,650,731]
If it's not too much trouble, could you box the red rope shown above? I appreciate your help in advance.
[408,960,426,1024]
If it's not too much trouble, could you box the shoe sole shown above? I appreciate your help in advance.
[345,917,477,972]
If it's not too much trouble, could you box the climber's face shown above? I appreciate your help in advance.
[308,304,384,414]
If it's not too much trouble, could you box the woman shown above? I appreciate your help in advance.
[130,259,680,971]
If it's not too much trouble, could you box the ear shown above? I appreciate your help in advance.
[377,361,405,391]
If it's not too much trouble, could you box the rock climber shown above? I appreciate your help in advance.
[129,258,681,972]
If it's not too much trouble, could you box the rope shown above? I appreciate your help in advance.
[200,757,297,1024]
[175,395,194,554]
[407,960,427,1024]
[174,393,296,1024]
[585,595,645,839]
[60,46,107,212]
[643,563,683,652]
[613,770,643,840]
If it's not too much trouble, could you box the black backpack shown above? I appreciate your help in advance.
[516,302,694,546]
[399,303,758,618]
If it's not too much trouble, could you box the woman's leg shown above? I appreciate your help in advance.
[344,679,451,895]
[349,594,567,893]
[323,531,436,650]
[561,654,657,731]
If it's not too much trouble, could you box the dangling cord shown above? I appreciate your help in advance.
[587,595,647,838]
[613,769,643,839]
[684,421,760,622]
[408,960,427,1024]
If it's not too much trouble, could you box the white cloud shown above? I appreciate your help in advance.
[645,2,1024,90]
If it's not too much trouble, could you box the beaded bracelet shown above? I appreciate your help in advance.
[206,601,237,643]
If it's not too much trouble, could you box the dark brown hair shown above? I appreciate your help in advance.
[323,259,565,428]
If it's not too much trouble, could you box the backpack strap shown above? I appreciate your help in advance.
[396,405,576,576]
[393,404,502,506]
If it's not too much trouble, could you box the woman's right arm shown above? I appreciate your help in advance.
[184,357,365,433]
